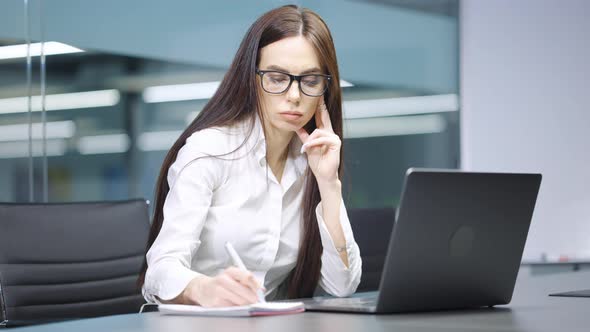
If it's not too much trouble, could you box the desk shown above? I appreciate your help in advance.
[13,270,590,332]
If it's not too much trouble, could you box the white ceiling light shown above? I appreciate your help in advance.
[0,120,75,142]
[0,41,84,61]
[143,82,220,103]
[344,114,447,139]
[343,94,458,119]
[143,79,354,103]
[77,134,130,155]
[0,139,67,159]
[0,89,120,114]
[138,130,182,151]
[340,80,354,88]
[139,113,446,150]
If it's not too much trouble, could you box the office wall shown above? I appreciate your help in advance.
[460,0,590,261]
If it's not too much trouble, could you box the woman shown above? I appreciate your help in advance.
[138,5,362,307]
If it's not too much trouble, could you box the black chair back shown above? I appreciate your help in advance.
[348,207,396,292]
[0,199,150,326]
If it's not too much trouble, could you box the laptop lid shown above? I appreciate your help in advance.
[375,168,542,313]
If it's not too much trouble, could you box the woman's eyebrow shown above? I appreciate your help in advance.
[266,65,322,74]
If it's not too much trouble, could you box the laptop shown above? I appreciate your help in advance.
[304,168,542,313]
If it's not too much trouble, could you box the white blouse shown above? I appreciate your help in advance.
[142,114,362,303]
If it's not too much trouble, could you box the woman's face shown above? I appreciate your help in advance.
[257,36,324,135]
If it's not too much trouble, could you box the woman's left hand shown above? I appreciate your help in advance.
[296,99,341,183]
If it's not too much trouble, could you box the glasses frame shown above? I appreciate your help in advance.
[255,68,331,97]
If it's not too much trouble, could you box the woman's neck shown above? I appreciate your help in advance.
[263,124,293,182]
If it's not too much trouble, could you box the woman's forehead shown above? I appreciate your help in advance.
[259,36,321,73]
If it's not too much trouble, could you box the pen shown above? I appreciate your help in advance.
[224,241,266,303]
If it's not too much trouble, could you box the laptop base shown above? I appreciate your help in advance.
[303,296,378,313]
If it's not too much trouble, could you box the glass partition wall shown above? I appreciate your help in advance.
[0,0,459,209]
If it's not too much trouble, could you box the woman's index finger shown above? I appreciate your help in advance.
[296,127,310,143]
[314,101,324,129]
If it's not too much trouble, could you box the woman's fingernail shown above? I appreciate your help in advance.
[300,144,307,154]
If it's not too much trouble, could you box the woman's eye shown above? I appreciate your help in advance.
[268,75,288,83]
[303,78,320,86]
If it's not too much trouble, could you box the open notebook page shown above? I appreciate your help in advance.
[158,302,305,317]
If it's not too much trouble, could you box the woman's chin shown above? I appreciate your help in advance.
[264,113,310,134]
[272,119,303,132]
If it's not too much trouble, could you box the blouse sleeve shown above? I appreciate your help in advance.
[315,200,362,297]
[142,138,224,303]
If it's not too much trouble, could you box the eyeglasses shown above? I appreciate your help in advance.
[256,68,331,97]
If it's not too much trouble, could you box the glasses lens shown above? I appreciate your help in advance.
[262,72,291,93]
[301,75,328,96]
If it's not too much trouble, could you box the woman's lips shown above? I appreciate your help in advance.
[280,112,303,121]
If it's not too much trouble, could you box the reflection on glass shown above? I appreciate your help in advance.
[0,1,459,207]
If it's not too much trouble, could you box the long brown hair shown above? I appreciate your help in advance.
[137,5,344,299]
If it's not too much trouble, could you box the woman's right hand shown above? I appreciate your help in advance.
[180,267,263,307]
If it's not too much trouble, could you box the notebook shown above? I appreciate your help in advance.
[158,302,305,317]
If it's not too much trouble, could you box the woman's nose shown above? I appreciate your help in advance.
[286,80,301,102]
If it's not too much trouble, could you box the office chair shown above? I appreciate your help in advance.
[0,199,150,327]
[348,207,396,292]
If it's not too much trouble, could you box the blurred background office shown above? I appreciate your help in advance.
[0,0,587,267]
